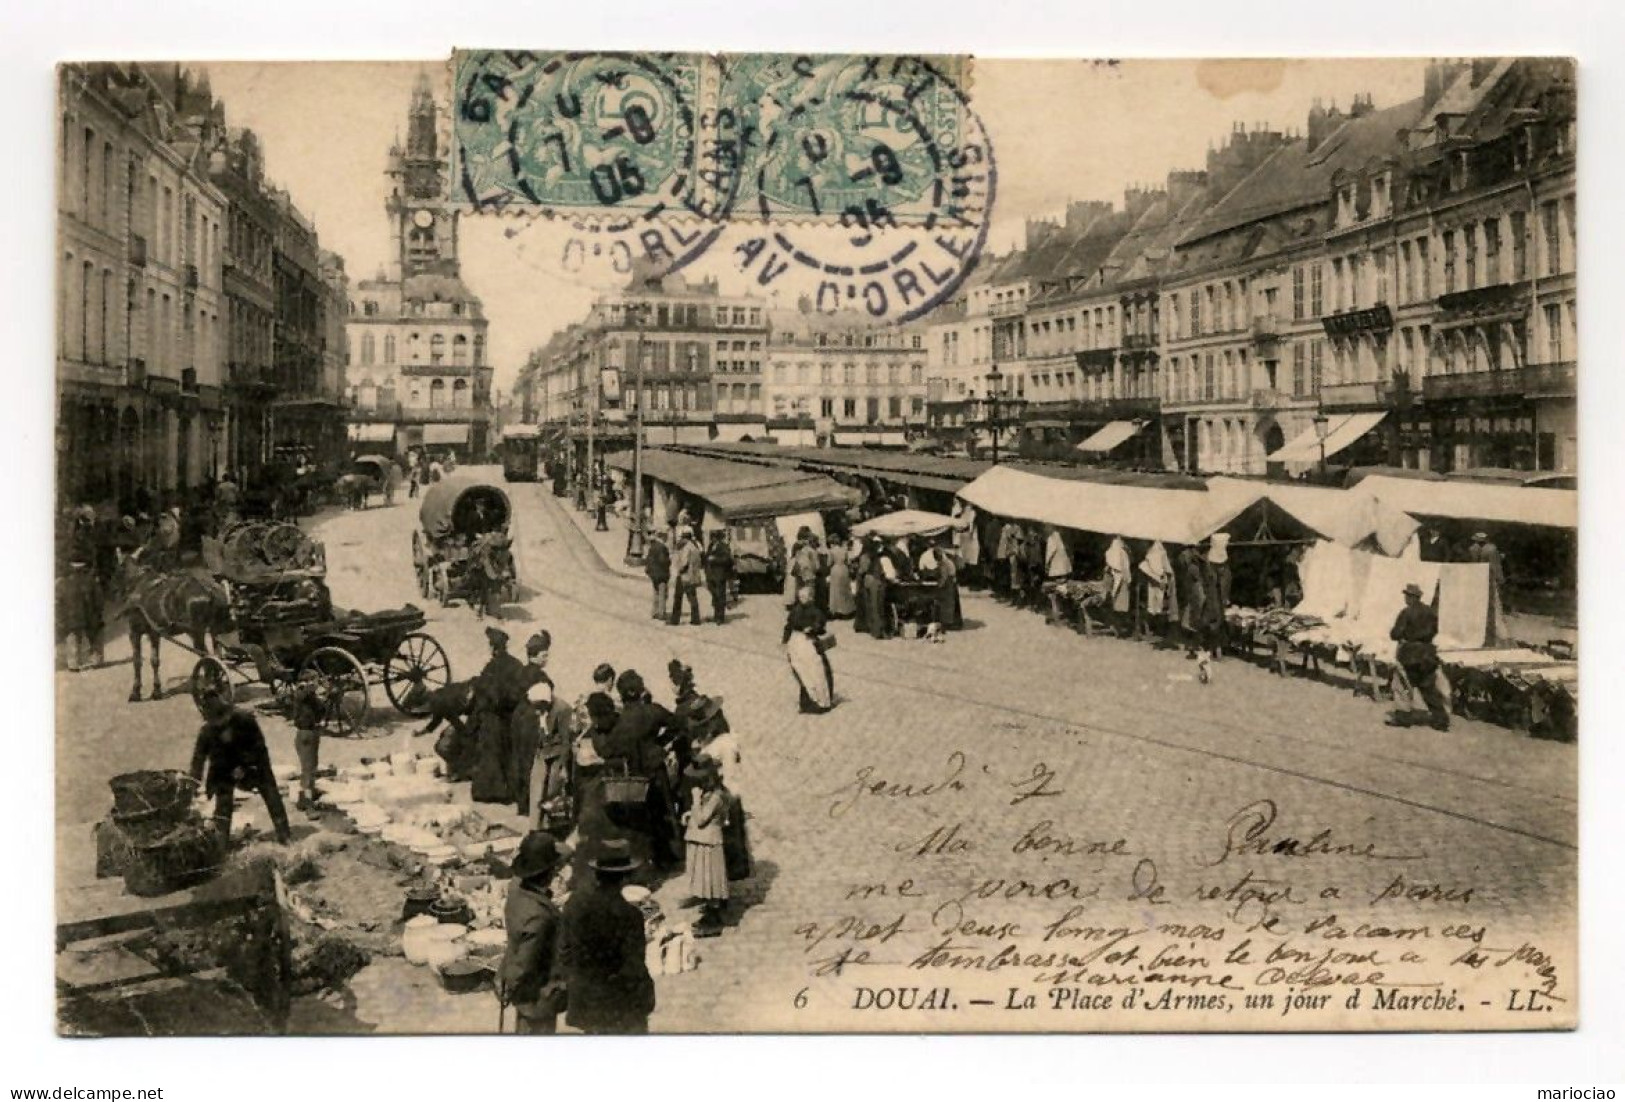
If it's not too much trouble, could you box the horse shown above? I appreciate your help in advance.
[108,554,234,702]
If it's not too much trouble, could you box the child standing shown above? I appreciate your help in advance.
[682,762,730,937]
[289,670,325,814]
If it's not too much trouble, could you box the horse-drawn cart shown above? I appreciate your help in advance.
[179,527,452,736]
[411,478,515,615]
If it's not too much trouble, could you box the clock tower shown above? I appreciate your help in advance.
[386,72,459,279]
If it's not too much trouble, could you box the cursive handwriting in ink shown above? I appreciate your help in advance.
[1206,799,1426,867]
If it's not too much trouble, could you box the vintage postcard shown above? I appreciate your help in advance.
[54,54,1578,1036]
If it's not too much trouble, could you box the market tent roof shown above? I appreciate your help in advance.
[348,423,396,443]
[1267,411,1387,464]
[606,448,860,519]
[422,424,471,446]
[1207,476,1418,555]
[1075,420,1143,454]
[418,477,511,540]
[851,510,961,540]
[1351,474,1578,530]
[708,481,863,519]
[958,465,1246,545]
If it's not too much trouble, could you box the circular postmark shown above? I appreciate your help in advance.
[453,51,744,280]
[718,54,996,324]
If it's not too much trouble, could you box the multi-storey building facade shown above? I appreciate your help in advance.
[57,63,228,509]
[211,128,279,481]
[346,75,493,459]
[520,273,768,446]
[764,306,927,444]
[1166,59,1576,476]
[268,191,346,463]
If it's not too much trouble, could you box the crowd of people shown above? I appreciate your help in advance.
[420,626,754,1028]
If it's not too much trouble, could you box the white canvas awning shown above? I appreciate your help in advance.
[500,424,541,439]
[422,424,471,446]
[348,423,396,443]
[959,465,1235,545]
[1352,474,1578,530]
[1206,476,1419,555]
[1268,411,1387,464]
[1075,420,1143,454]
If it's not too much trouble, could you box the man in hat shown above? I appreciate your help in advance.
[669,529,703,626]
[1388,582,1450,731]
[643,529,671,621]
[559,839,656,1034]
[499,832,571,1034]
[1465,531,1506,612]
[703,529,735,626]
[190,690,291,845]
[471,627,526,803]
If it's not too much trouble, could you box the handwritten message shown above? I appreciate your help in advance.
[780,750,1573,1030]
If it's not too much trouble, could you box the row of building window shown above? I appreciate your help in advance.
[605,302,763,328]
[60,253,218,375]
[771,395,925,420]
[356,332,484,367]
[771,362,927,386]
[61,114,222,283]
[352,378,473,410]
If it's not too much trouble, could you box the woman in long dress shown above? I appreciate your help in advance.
[782,586,835,713]
[826,537,856,619]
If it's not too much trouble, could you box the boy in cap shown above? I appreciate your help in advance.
[1388,581,1450,731]
[190,690,292,845]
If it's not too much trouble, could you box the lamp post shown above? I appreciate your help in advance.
[626,303,650,563]
[1312,403,1331,484]
[985,363,1026,465]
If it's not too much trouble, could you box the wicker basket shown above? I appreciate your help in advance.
[122,821,223,898]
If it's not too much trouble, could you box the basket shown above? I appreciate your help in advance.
[601,763,650,809]
[109,771,197,821]
[122,821,223,898]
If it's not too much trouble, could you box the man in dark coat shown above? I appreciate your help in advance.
[499,832,569,1034]
[559,840,656,1034]
[644,530,671,621]
[703,530,734,626]
[471,627,526,803]
[1388,582,1450,731]
[598,670,681,870]
[190,691,291,845]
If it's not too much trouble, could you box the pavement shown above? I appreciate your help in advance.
[56,466,1579,1034]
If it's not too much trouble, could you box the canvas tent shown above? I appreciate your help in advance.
[1206,477,1419,556]
[1351,474,1577,530]
[957,465,1327,546]
[605,448,861,520]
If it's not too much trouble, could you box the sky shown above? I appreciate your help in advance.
[205,57,1430,393]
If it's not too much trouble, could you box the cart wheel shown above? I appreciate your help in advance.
[301,646,370,737]
[189,656,233,715]
[261,523,306,569]
[383,632,452,716]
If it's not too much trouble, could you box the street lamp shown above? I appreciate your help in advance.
[1312,403,1331,483]
[625,303,651,564]
[985,364,1026,465]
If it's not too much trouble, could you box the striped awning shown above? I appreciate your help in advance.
[1075,420,1143,453]
[1268,411,1386,464]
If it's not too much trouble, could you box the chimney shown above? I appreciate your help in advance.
[1306,99,1343,154]
[1024,217,1059,251]
[1470,58,1496,87]
[1349,92,1375,119]
[1207,122,1287,194]
[1065,199,1114,234]
[1165,169,1208,210]
[1124,184,1162,221]
[1424,59,1470,107]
